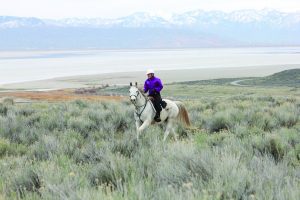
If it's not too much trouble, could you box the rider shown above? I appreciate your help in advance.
[144,69,164,122]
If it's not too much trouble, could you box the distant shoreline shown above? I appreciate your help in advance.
[0,65,299,91]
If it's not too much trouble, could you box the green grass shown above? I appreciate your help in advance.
[0,83,300,199]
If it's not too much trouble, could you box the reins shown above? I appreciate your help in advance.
[131,88,155,123]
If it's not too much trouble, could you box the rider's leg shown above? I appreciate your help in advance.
[153,93,162,121]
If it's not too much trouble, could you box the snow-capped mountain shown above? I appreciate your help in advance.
[1,9,299,28]
[0,9,299,49]
[0,16,45,28]
[170,9,300,27]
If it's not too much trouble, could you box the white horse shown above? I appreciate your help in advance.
[129,82,190,141]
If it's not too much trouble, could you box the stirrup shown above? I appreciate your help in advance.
[161,101,167,109]
[154,117,161,122]
[154,113,161,122]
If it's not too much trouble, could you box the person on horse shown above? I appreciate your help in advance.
[143,69,166,122]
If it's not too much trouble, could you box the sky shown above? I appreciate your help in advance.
[0,0,299,19]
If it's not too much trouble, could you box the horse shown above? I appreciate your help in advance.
[129,82,190,141]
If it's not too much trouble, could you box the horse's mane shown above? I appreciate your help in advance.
[138,87,147,98]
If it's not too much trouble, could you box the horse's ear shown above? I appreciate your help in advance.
[130,82,132,86]
[135,82,138,86]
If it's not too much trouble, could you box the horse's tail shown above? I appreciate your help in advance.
[175,101,191,127]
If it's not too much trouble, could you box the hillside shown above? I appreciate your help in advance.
[174,69,300,87]
[242,69,300,87]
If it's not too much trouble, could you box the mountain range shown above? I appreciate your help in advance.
[0,9,299,49]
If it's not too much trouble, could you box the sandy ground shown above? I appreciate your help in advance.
[0,89,125,103]
[1,64,299,91]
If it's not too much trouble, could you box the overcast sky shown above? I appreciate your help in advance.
[0,0,299,19]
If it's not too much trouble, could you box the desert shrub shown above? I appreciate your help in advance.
[209,100,218,110]
[188,109,205,129]
[245,109,264,128]
[35,156,86,200]
[278,128,300,147]
[257,96,275,102]
[103,106,132,133]
[206,131,230,147]
[0,115,29,144]
[17,127,41,145]
[228,108,244,125]
[0,139,12,157]
[0,103,8,116]
[0,139,27,157]
[206,111,232,133]
[37,111,66,132]
[195,132,209,148]
[74,141,106,164]
[233,125,265,138]
[155,143,212,187]
[0,114,41,144]
[73,99,88,109]
[132,147,160,180]
[67,117,97,138]
[9,169,41,198]
[260,114,277,131]
[111,134,138,157]
[273,104,299,128]
[2,98,14,105]
[41,181,82,200]
[207,151,254,200]
[295,144,300,161]
[0,93,299,199]
[31,135,60,160]
[233,125,248,138]
[59,130,84,158]
[246,155,300,199]
[252,135,287,162]
[16,107,35,117]
[85,109,104,126]
[285,143,300,167]
[88,154,133,189]
[23,113,41,127]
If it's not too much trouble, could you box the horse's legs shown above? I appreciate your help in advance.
[135,120,141,140]
[163,119,174,141]
[137,120,151,140]
[171,126,178,141]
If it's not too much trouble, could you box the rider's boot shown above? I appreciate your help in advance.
[154,111,161,122]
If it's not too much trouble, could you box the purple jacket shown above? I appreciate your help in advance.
[144,76,163,95]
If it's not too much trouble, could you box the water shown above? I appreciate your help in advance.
[0,47,300,84]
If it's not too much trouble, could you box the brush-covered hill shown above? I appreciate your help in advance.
[242,69,300,87]
[174,69,300,87]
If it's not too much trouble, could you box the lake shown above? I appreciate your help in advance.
[0,47,300,84]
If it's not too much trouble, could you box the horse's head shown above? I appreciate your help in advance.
[129,82,140,104]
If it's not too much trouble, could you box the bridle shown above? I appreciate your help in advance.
[130,88,149,122]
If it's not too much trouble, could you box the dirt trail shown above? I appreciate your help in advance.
[230,79,252,86]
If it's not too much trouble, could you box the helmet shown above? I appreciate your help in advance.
[146,69,155,75]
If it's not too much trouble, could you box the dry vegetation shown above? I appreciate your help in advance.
[0,89,124,102]
[0,83,299,199]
